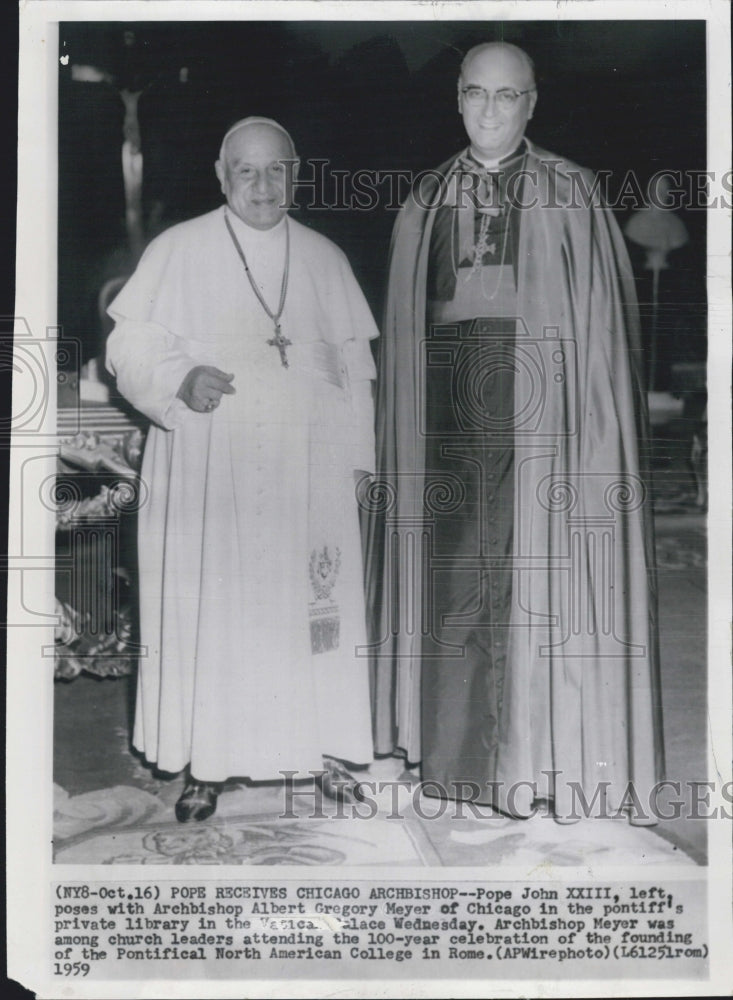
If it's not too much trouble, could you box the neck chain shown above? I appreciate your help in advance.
[451,151,524,301]
[225,214,292,368]
[451,197,513,301]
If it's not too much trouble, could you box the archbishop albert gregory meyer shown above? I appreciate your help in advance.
[367,42,664,824]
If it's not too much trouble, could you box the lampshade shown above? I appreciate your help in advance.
[624,207,689,271]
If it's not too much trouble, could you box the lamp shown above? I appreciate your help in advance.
[624,180,689,391]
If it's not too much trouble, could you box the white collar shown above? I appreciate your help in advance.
[224,206,288,243]
[466,138,530,171]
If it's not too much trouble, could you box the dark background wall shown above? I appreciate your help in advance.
[58,20,707,383]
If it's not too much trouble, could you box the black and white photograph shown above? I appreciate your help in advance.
[7,1,732,997]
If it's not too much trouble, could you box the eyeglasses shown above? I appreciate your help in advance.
[460,86,535,109]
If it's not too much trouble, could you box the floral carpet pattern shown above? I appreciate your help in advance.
[53,779,694,868]
[52,503,706,869]
[53,783,439,866]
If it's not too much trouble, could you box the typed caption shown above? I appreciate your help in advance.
[52,878,708,981]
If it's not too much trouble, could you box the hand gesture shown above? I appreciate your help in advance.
[177,366,236,413]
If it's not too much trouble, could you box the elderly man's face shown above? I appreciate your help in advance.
[459,48,537,161]
[215,124,297,230]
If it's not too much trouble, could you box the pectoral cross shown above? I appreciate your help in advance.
[471,211,499,274]
[267,324,292,368]
[224,215,293,369]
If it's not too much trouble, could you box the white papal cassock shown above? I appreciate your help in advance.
[106,206,378,782]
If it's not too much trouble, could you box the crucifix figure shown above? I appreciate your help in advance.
[224,214,293,369]
[267,324,292,368]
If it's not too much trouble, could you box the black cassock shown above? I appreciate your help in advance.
[421,148,524,800]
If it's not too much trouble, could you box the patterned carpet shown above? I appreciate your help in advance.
[53,777,440,866]
[53,482,706,869]
[53,768,695,867]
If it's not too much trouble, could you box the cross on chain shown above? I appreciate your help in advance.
[471,216,498,274]
[224,215,292,370]
[267,324,293,368]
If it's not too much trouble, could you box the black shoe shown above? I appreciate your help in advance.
[320,757,364,805]
[175,780,220,822]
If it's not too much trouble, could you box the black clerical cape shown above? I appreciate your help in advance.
[367,141,664,821]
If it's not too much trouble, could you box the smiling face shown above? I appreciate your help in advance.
[458,44,537,162]
[215,123,298,230]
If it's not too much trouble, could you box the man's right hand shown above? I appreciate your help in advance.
[176,366,236,412]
